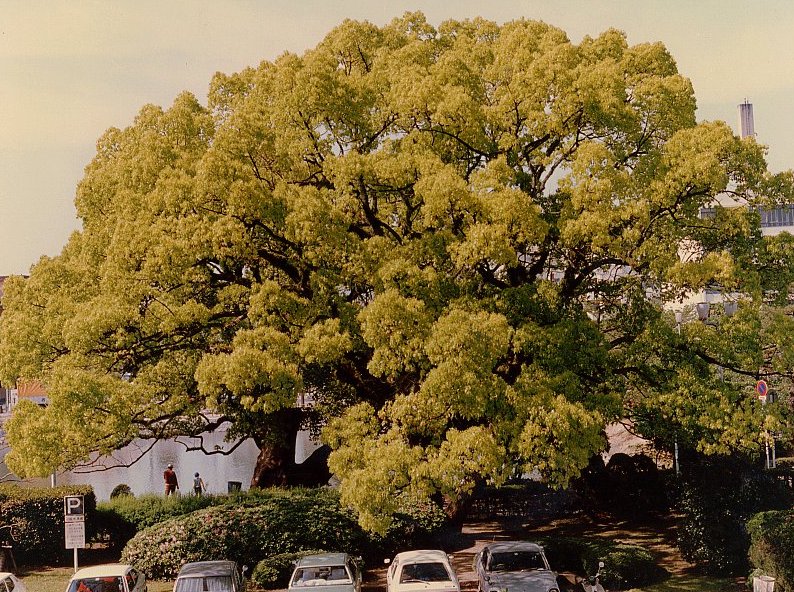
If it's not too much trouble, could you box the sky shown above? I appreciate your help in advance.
[1,1,793,275]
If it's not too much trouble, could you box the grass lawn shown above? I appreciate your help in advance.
[17,566,173,592]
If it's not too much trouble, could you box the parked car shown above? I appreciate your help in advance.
[473,541,558,592]
[288,553,361,592]
[65,564,146,592]
[0,572,26,592]
[385,550,460,592]
[173,560,246,592]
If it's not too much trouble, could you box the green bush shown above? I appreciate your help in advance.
[0,484,96,566]
[96,491,221,549]
[373,493,448,557]
[251,549,326,590]
[110,484,133,498]
[541,536,666,590]
[121,490,369,579]
[99,492,220,530]
[747,510,794,591]
[674,454,792,576]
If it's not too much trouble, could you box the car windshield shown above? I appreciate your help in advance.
[68,577,124,592]
[487,551,546,572]
[174,576,234,592]
[399,562,451,583]
[291,566,351,586]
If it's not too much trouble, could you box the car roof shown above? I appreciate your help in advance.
[484,541,543,553]
[177,561,238,577]
[393,550,450,563]
[71,564,132,579]
[295,553,350,567]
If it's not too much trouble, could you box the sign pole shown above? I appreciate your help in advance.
[63,495,85,572]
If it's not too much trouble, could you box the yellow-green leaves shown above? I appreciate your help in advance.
[359,289,431,378]
[1,11,789,529]
[196,327,301,413]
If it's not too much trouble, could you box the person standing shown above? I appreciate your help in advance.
[163,463,179,496]
[193,472,206,496]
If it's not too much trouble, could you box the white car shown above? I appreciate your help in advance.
[385,550,460,592]
[65,563,147,592]
[288,553,361,592]
[0,572,26,592]
[473,541,558,592]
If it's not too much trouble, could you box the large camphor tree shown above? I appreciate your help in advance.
[2,13,794,531]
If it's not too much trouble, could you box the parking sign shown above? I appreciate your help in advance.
[64,495,85,523]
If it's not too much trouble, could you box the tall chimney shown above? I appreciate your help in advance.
[738,100,755,139]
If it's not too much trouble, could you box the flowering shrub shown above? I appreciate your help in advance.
[121,491,368,579]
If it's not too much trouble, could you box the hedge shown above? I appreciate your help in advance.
[541,536,666,590]
[673,454,792,575]
[95,491,221,549]
[748,510,794,591]
[0,484,95,565]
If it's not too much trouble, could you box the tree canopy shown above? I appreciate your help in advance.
[2,13,794,531]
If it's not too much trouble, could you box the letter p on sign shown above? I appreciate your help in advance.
[64,495,85,522]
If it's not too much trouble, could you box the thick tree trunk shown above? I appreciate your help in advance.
[249,408,331,488]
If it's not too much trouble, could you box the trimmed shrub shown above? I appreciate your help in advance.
[96,492,221,549]
[121,490,369,579]
[99,492,220,530]
[541,536,666,590]
[0,484,96,566]
[747,510,794,591]
[110,484,133,498]
[674,454,792,575]
[251,549,326,590]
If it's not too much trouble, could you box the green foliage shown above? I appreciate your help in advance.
[2,11,793,531]
[95,492,220,550]
[747,510,794,591]
[119,487,445,579]
[541,536,666,589]
[251,549,326,590]
[0,484,95,565]
[109,484,133,498]
[674,454,792,575]
[120,490,369,579]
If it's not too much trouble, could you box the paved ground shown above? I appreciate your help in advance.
[362,509,692,592]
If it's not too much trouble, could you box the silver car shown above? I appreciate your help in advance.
[473,542,559,592]
[173,561,245,592]
[288,553,361,592]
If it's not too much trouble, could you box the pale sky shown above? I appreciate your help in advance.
[2,1,793,275]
